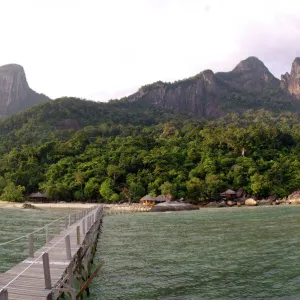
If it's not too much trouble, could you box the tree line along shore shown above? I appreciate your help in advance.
[1,101,300,204]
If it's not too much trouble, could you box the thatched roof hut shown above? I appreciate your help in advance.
[140,195,156,201]
[221,189,236,195]
[140,194,167,207]
[220,189,237,200]
[29,192,47,202]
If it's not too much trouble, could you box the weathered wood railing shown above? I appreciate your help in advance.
[0,205,104,300]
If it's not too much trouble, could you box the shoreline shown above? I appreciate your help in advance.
[0,201,96,209]
[1,201,299,212]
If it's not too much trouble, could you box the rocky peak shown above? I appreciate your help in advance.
[280,57,300,100]
[0,63,49,118]
[222,56,279,92]
[232,56,267,73]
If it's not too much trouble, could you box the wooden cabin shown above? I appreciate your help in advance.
[220,189,237,200]
[28,192,48,202]
[140,195,167,207]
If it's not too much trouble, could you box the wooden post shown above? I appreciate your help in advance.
[46,225,50,243]
[82,218,86,235]
[65,235,72,260]
[69,215,71,226]
[42,252,52,290]
[86,217,89,230]
[78,248,84,300]
[74,214,77,223]
[65,216,68,229]
[67,262,76,300]
[29,233,34,258]
[0,289,8,300]
[77,226,80,245]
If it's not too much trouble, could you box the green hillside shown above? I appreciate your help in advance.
[0,97,300,202]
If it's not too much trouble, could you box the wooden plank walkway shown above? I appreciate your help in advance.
[0,206,103,300]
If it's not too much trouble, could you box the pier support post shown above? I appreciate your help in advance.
[69,215,71,226]
[67,262,76,300]
[0,289,8,300]
[77,226,80,245]
[82,218,86,235]
[42,252,52,290]
[65,235,72,260]
[29,233,34,258]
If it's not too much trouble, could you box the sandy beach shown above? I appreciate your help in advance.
[0,201,97,209]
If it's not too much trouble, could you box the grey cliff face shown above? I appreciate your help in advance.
[0,64,49,118]
[127,57,282,117]
[128,70,222,118]
[282,58,300,100]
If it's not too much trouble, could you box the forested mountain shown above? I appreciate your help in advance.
[0,96,300,202]
[1,56,300,202]
[0,64,49,119]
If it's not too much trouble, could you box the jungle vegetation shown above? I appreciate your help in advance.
[0,97,300,202]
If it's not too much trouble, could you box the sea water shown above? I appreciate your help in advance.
[1,206,300,299]
[90,206,300,300]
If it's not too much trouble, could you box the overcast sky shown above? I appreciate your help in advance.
[0,0,299,101]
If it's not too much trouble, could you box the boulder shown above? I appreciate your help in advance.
[245,198,257,206]
[218,200,226,207]
[206,201,218,207]
[289,198,300,205]
[258,199,269,206]
[22,203,40,210]
[151,201,199,212]
[227,200,236,207]
[288,190,300,200]
[267,194,278,202]
[236,188,245,198]
[236,198,246,206]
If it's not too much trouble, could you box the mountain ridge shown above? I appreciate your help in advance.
[124,56,299,117]
[0,56,299,120]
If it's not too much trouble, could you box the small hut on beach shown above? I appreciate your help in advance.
[140,195,167,207]
[28,192,48,202]
[220,189,236,200]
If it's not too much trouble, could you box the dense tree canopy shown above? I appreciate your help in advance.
[0,97,300,202]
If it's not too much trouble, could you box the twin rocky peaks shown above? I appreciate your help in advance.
[0,57,300,119]
[127,56,300,117]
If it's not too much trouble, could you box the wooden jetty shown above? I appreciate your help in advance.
[0,205,104,300]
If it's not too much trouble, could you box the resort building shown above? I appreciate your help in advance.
[140,195,167,207]
[220,189,237,200]
[28,192,48,202]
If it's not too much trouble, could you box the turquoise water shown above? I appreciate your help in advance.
[91,206,300,300]
[0,208,77,273]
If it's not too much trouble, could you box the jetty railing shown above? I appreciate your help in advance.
[0,205,104,300]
